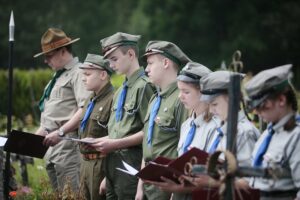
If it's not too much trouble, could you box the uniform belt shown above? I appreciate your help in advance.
[82,153,106,160]
[260,189,297,197]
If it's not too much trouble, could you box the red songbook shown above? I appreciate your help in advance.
[137,147,209,182]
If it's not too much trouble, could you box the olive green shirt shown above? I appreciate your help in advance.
[108,68,155,139]
[79,82,114,154]
[143,82,188,161]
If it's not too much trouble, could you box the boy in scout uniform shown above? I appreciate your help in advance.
[34,28,90,191]
[245,65,300,200]
[78,54,114,200]
[141,62,219,200]
[137,41,190,200]
[90,32,155,200]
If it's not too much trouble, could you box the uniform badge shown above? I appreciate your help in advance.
[124,103,129,110]
[155,116,160,123]
[99,107,103,111]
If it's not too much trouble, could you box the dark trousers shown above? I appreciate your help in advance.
[80,158,106,200]
[105,148,142,200]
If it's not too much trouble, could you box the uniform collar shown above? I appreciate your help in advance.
[91,82,114,102]
[126,68,145,87]
[64,57,79,70]
[192,112,206,127]
[271,112,294,133]
[159,81,178,98]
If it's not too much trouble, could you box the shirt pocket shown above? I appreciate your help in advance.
[110,93,138,115]
[156,112,177,133]
[88,111,109,137]
[123,96,139,117]
[263,152,284,168]
[50,76,72,99]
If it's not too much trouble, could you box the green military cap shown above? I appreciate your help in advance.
[244,64,292,110]
[100,32,141,58]
[200,71,244,102]
[177,62,212,83]
[143,40,191,67]
[80,53,114,75]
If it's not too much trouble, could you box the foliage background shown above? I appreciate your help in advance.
[0,0,300,80]
[0,0,299,125]
[0,1,300,197]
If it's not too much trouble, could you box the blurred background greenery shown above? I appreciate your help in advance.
[1,0,300,75]
[0,0,300,197]
[0,0,299,127]
[1,0,300,130]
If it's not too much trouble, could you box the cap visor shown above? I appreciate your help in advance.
[246,94,269,111]
[103,46,118,58]
[177,75,198,83]
[200,94,220,102]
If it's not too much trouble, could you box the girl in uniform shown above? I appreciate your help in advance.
[245,64,300,200]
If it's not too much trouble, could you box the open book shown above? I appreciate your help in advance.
[117,147,209,182]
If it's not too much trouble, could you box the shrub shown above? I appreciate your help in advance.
[0,69,124,132]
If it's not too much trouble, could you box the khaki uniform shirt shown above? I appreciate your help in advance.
[79,82,114,154]
[177,113,219,156]
[108,68,154,139]
[41,57,91,161]
[212,111,260,167]
[143,82,188,161]
[251,113,300,197]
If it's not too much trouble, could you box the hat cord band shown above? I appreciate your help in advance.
[202,89,227,95]
[42,37,71,52]
[102,41,137,54]
[161,51,181,67]
[179,71,202,81]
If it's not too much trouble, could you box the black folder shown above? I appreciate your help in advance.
[4,130,49,159]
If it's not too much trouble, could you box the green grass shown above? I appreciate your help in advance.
[13,158,48,187]
[12,158,51,199]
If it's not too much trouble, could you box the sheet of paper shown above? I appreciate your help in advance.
[0,136,7,147]
[62,137,96,144]
[122,160,139,174]
[115,160,139,176]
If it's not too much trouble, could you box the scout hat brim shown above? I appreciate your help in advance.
[34,38,80,58]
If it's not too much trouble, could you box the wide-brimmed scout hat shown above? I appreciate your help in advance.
[100,32,141,58]
[34,28,80,58]
[143,40,191,68]
[177,62,212,83]
[200,71,244,102]
[80,53,114,75]
[244,64,293,111]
